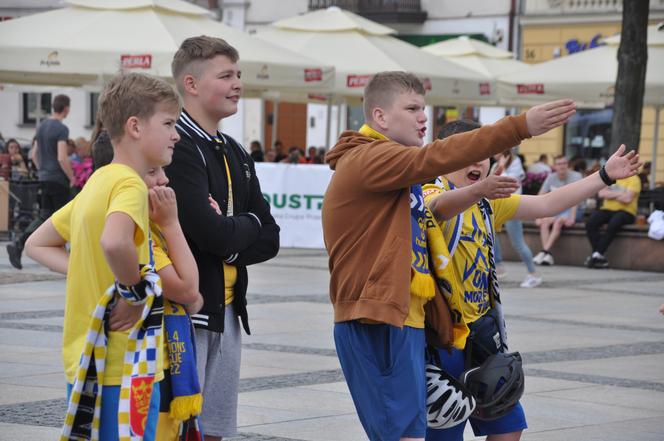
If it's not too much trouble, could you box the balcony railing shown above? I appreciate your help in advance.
[308,0,427,23]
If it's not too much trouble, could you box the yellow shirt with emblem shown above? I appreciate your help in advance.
[423,178,520,343]
[52,164,164,386]
[601,175,641,217]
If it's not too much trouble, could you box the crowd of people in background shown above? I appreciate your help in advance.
[249,139,327,164]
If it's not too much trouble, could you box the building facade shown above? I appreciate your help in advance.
[516,0,664,185]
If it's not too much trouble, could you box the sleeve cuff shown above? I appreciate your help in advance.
[247,212,262,227]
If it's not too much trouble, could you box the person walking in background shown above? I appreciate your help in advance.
[533,155,583,266]
[7,94,73,270]
[493,148,542,288]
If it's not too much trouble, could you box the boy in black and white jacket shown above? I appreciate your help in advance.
[165,35,279,440]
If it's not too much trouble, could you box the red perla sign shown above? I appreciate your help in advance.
[516,83,544,94]
[121,54,152,69]
[304,68,323,82]
[347,74,372,88]
[479,82,491,95]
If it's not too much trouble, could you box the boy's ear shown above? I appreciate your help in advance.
[125,116,141,140]
[182,74,198,96]
[371,107,387,131]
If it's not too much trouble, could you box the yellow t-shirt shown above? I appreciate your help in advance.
[602,175,641,217]
[423,178,520,332]
[222,154,237,305]
[52,164,164,386]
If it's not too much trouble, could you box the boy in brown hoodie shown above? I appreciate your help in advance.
[322,71,576,441]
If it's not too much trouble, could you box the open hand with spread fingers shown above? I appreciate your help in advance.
[526,99,577,136]
[604,144,642,181]
[476,174,520,200]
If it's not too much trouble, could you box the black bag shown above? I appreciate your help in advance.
[464,308,505,369]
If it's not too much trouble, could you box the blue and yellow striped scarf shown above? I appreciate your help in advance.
[358,124,435,300]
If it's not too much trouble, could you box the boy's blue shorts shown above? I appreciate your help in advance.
[334,321,426,441]
[425,348,527,440]
[67,381,161,441]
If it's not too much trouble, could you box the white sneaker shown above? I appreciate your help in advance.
[520,274,543,288]
[533,251,546,265]
[541,253,554,266]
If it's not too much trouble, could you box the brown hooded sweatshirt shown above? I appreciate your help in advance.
[322,113,531,348]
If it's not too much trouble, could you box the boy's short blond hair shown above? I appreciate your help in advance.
[97,73,181,141]
[171,35,240,94]
[363,71,425,121]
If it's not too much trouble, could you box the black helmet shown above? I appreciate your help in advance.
[460,352,524,421]
[425,364,476,429]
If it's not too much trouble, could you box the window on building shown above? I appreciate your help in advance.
[88,92,100,128]
[564,108,613,162]
[21,92,51,126]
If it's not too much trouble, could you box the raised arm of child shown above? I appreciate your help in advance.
[24,220,68,274]
[149,186,203,314]
[513,145,641,220]
[427,172,519,221]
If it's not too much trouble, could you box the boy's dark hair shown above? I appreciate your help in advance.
[97,73,180,141]
[92,130,114,170]
[172,35,240,95]
[363,71,425,121]
[53,94,70,113]
[437,119,481,140]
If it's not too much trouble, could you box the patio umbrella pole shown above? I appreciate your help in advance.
[325,95,332,148]
[271,98,279,151]
[651,105,661,195]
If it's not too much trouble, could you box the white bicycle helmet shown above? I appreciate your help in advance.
[425,364,477,429]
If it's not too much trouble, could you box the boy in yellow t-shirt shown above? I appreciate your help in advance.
[584,174,642,268]
[423,120,640,441]
[25,73,181,441]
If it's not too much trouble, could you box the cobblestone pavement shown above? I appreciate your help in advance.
[0,246,663,440]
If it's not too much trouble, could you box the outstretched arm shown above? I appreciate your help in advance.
[427,174,520,221]
[513,145,641,220]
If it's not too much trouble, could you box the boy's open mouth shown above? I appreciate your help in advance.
[467,170,482,182]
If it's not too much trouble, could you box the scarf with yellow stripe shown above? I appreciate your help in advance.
[61,259,162,441]
[358,124,436,301]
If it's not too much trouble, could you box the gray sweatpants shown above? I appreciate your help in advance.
[195,306,242,437]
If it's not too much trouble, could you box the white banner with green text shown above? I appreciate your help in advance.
[255,163,332,249]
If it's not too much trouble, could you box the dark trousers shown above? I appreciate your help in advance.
[18,181,70,248]
[585,209,635,255]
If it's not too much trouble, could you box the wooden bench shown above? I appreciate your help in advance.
[497,221,664,272]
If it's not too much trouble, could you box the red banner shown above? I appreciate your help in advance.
[347,74,373,88]
[516,83,544,94]
[304,68,323,82]
[121,54,152,69]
